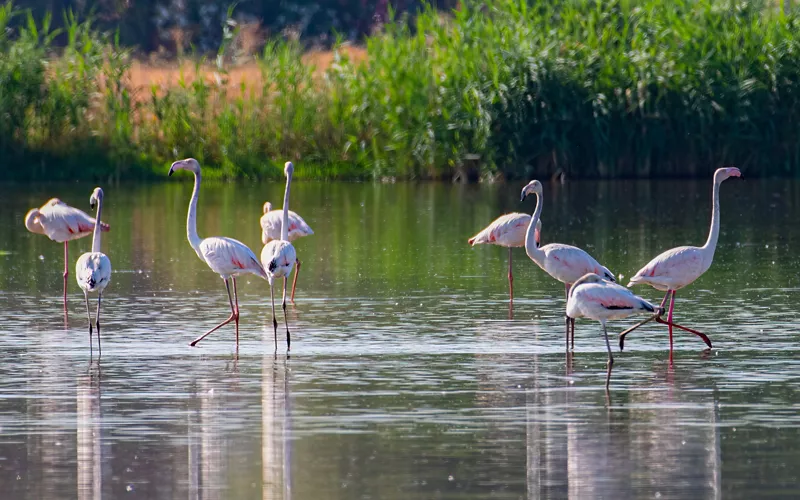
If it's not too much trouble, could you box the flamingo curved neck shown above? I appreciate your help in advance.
[525,192,546,263]
[281,172,292,242]
[92,198,103,253]
[24,210,44,234]
[701,178,722,257]
[187,169,204,253]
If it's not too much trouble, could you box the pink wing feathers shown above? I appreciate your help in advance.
[261,208,314,244]
[37,199,110,242]
[539,243,616,284]
[628,246,705,291]
[468,212,531,247]
[199,236,267,279]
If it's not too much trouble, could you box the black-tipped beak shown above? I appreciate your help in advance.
[520,192,527,202]
[168,166,175,176]
[90,201,96,210]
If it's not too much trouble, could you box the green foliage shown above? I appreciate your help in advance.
[1,0,800,180]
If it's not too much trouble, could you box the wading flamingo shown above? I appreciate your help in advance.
[261,162,298,351]
[75,188,112,355]
[566,273,657,389]
[520,180,617,350]
[261,201,313,303]
[621,166,742,360]
[169,158,268,347]
[468,213,541,301]
[25,198,110,305]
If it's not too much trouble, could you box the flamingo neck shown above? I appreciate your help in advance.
[701,178,722,256]
[281,171,292,242]
[91,197,103,253]
[525,193,546,263]
[187,169,203,253]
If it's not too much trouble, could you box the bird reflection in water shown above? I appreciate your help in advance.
[77,362,107,500]
[263,355,291,500]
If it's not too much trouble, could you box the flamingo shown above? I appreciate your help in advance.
[468,213,541,301]
[261,200,313,303]
[520,180,617,350]
[75,188,112,355]
[169,158,268,347]
[566,273,657,388]
[25,198,110,305]
[621,166,742,360]
[261,162,298,351]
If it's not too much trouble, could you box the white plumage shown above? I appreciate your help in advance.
[262,161,298,351]
[566,273,656,388]
[75,187,112,355]
[169,158,268,347]
[261,200,313,302]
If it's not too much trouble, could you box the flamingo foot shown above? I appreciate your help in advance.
[655,317,713,349]
[190,313,236,347]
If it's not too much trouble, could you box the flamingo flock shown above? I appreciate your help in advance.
[25,162,741,388]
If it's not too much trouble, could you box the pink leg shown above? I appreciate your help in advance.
[190,278,237,347]
[63,242,69,307]
[564,283,571,351]
[667,290,676,364]
[508,248,514,303]
[232,277,240,345]
[290,259,301,303]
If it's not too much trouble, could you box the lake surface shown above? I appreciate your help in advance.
[0,177,798,499]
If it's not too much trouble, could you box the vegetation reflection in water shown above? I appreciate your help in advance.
[0,179,799,499]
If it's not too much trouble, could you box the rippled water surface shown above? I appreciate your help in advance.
[0,178,799,499]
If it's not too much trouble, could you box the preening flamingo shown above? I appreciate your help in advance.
[75,188,112,355]
[520,180,617,350]
[25,198,110,305]
[566,273,657,388]
[169,158,268,347]
[261,162,298,351]
[622,166,742,359]
[261,200,313,303]
[468,213,541,301]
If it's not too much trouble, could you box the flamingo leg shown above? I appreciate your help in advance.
[618,313,660,351]
[654,317,713,349]
[602,321,614,390]
[282,277,291,350]
[232,277,240,345]
[63,242,69,307]
[564,283,571,350]
[84,291,93,356]
[270,280,278,351]
[290,259,301,303]
[189,278,236,347]
[667,290,676,363]
[95,293,102,356]
[507,248,514,303]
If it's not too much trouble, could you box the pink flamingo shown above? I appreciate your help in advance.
[169,158,268,347]
[469,213,541,301]
[261,162,298,351]
[566,273,658,388]
[622,166,742,360]
[25,198,110,305]
[261,200,313,303]
[520,180,617,350]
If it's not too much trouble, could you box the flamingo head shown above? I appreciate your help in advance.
[263,201,273,213]
[89,187,104,210]
[169,158,201,176]
[520,180,543,202]
[24,208,45,235]
[284,161,294,177]
[714,165,742,183]
[535,219,542,248]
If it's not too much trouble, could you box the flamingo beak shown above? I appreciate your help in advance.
[520,191,527,202]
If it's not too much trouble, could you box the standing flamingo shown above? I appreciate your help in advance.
[566,273,657,388]
[468,213,541,301]
[261,200,313,303]
[520,180,617,350]
[261,162,298,351]
[169,158,268,347]
[25,198,110,305]
[621,166,742,360]
[75,188,112,355]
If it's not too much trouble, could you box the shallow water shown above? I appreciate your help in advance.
[0,178,798,499]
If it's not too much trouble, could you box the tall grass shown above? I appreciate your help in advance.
[1,0,800,181]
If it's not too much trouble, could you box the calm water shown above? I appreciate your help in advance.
[0,178,798,499]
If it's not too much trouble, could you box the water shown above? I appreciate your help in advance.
[0,178,798,499]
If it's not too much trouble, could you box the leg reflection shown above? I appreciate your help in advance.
[263,355,291,500]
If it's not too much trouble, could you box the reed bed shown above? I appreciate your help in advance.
[1,0,799,181]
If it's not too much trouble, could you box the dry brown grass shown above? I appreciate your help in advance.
[124,46,368,101]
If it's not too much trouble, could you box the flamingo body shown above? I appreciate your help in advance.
[25,198,110,243]
[76,252,112,293]
[262,240,296,281]
[534,243,616,286]
[261,202,313,245]
[198,236,267,280]
[469,212,533,248]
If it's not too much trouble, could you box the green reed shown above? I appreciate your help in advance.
[1,0,799,180]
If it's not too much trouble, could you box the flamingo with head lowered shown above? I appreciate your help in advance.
[520,180,617,350]
[469,213,541,302]
[261,200,313,303]
[75,188,112,356]
[620,166,742,360]
[566,273,657,389]
[261,162,298,351]
[169,158,268,347]
[25,198,110,306]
